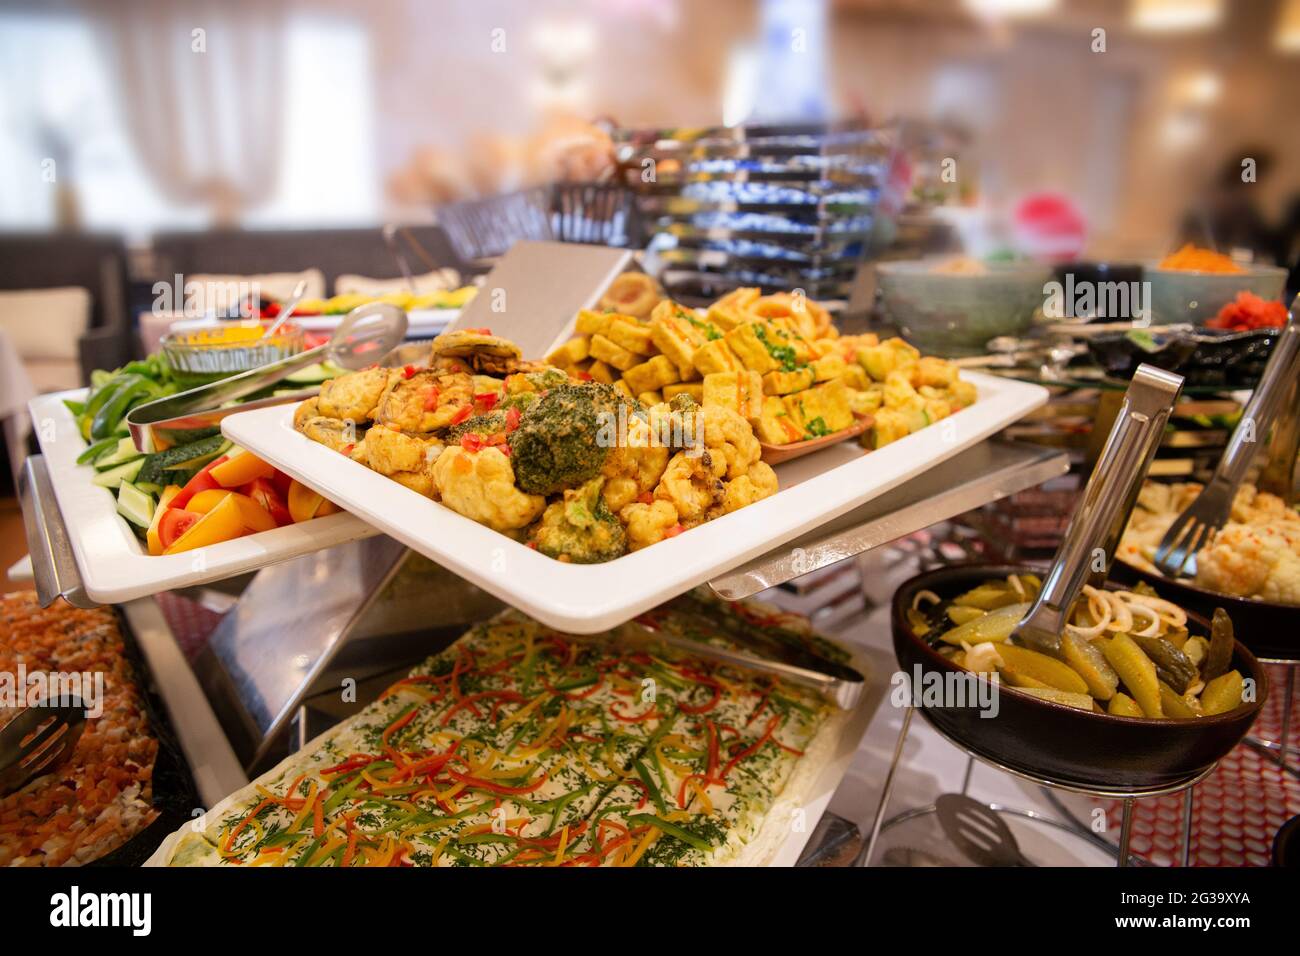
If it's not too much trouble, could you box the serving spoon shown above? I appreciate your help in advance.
[259,278,308,340]
[127,302,409,453]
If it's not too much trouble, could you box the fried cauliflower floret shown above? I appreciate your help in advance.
[601,412,670,512]
[654,450,724,526]
[1197,524,1300,604]
[361,424,442,498]
[716,460,778,516]
[432,445,545,532]
[618,499,680,551]
[318,367,395,421]
[377,368,475,432]
[700,403,761,480]
[531,477,627,563]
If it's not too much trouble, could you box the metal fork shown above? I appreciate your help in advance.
[0,696,87,796]
[1154,299,1300,578]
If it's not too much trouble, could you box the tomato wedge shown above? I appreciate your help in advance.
[158,508,202,552]
[244,477,292,526]
[171,455,229,510]
[162,494,247,555]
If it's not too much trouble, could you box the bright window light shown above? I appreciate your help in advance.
[1132,0,1223,33]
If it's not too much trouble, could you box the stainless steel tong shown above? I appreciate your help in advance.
[1015,364,1184,656]
[0,696,87,796]
[1154,298,1300,578]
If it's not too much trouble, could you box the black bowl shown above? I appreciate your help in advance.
[1112,559,1300,663]
[1085,327,1277,389]
[893,564,1268,792]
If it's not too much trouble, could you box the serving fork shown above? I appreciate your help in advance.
[1153,298,1300,579]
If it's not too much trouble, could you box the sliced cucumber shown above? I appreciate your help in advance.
[146,434,231,473]
[116,481,156,529]
[91,457,146,489]
[135,481,164,496]
[283,363,333,385]
[94,436,145,471]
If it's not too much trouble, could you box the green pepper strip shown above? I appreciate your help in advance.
[626,813,715,853]
[633,759,667,816]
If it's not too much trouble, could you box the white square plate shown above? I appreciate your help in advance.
[28,390,378,604]
[222,371,1047,633]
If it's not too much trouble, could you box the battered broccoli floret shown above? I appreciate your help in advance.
[509,382,635,495]
[445,410,509,442]
[531,477,627,563]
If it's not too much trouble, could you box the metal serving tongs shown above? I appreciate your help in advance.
[1015,364,1184,657]
[617,616,865,709]
[1154,297,1300,578]
[127,303,409,453]
[0,696,87,797]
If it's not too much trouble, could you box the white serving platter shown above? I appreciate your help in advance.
[223,371,1047,634]
[27,389,378,605]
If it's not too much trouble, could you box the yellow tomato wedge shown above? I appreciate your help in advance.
[210,448,277,488]
[163,492,246,554]
[187,488,231,514]
[146,485,183,556]
[287,479,341,523]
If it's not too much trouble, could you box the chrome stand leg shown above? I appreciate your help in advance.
[854,705,914,867]
[1117,798,1136,868]
[1245,663,1299,778]
[1180,787,1194,868]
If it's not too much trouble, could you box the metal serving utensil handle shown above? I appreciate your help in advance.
[1014,364,1184,655]
[1214,300,1300,491]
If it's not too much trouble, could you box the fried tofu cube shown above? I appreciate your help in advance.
[784,379,854,435]
[692,338,744,376]
[677,363,701,382]
[649,301,713,370]
[705,287,760,332]
[869,408,912,449]
[847,386,883,417]
[575,309,612,337]
[858,337,920,382]
[589,334,640,372]
[662,382,703,402]
[638,390,663,406]
[769,318,815,363]
[950,378,977,409]
[703,370,763,420]
[839,363,871,390]
[724,321,781,374]
[622,354,680,395]
[547,336,590,367]
[606,319,656,357]
[762,366,816,395]
[883,369,922,409]
[586,360,615,384]
[914,356,958,389]
[612,379,635,401]
[756,396,805,445]
[811,354,847,382]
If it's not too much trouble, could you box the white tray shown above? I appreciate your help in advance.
[27,390,378,605]
[223,371,1047,633]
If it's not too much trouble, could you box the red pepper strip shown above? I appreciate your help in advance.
[441,690,524,726]
[678,681,721,715]
[403,364,418,379]
[461,433,484,452]
[474,391,499,410]
[423,386,440,411]
[721,715,782,779]
[388,752,458,783]
[223,798,275,853]
[466,327,493,334]
[446,769,549,796]
[479,653,524,675]
[449,404,473,426]
[322,754,380,775]
[312,796,325,837]
[381,707,419,753]
[610,702,658,723]
[505,407,521,431]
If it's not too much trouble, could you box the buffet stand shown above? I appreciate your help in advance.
[17,242,1074,854]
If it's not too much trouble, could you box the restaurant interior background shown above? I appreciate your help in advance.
[2,0,1300,876]
[4,0,1300,584]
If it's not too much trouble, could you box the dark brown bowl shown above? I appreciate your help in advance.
[1112,559,1300,663]
[893,564,1268,792]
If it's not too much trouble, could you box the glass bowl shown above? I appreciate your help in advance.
[162,320,305,386]
[876,259,1051,357]
[1145,263,1287,326]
